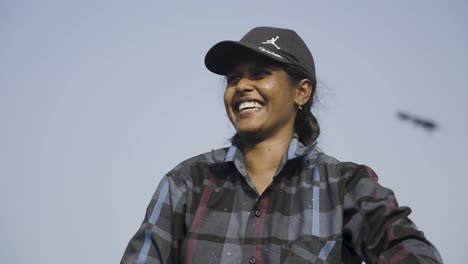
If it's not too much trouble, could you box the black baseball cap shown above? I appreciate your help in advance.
[204,26,315,78]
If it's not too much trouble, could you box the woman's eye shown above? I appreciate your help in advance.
[227,75,241,84]
[254,70,268,79]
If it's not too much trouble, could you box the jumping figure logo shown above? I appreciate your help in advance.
[262,36,281,50]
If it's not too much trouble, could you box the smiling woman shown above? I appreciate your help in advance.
[224,56,303,143]
[121,27,443,264]
[225,53,320,148]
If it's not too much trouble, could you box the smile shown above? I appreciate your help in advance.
[238,101,264,112]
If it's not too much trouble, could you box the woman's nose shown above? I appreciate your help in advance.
[236,77,254,92]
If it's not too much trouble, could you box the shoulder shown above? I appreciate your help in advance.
[306,152,387,201]
[165,146,231,185]
[309,151,374,181]
[171,146,230,171]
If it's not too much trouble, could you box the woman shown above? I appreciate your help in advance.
[122,27,443,264]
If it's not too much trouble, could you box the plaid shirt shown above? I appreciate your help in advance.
[121,136,442,264]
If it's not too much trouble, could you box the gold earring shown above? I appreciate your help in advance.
[296,101,303,110]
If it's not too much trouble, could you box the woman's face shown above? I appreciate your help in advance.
[224,55,299,141]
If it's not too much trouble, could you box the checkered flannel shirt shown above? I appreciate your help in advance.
[121,136,442,264]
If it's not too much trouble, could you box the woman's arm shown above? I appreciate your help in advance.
[121,175,186,264]
[342,165,443,263]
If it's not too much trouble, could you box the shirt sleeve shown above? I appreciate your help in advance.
[342,165,443,264]
[121,174,187,264]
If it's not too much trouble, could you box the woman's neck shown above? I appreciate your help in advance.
[240,130,293,179]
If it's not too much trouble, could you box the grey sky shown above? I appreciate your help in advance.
[1,1,467,263]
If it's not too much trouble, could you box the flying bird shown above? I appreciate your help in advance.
[397,111,439,132]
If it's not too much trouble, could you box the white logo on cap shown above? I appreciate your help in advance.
[262,36,281,50]
[258,47,283,59]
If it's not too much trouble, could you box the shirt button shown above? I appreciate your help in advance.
[249,256,256,264]
[254,210,261,217]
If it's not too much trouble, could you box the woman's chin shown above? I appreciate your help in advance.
[236,126,264,141]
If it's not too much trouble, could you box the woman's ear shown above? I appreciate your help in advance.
[295,79,312,106]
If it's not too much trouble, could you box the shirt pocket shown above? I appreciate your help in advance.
[279,238,340,264]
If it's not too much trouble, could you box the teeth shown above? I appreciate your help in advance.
[239,101,263,111]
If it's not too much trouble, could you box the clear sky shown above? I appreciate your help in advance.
[1,1,467,263]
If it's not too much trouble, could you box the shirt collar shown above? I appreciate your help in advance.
[224,134,316,162]
[212,134,319,177]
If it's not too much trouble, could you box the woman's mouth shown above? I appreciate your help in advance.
[238,101,264,112]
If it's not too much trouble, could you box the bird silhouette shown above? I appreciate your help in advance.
[397,111,438,132]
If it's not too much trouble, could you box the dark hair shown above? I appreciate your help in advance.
[229,63,320,146]
[282,64,320,146]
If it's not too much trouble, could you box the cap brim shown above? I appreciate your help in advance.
[204,40,291,75]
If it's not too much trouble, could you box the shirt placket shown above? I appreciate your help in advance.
[230,143,300,264]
